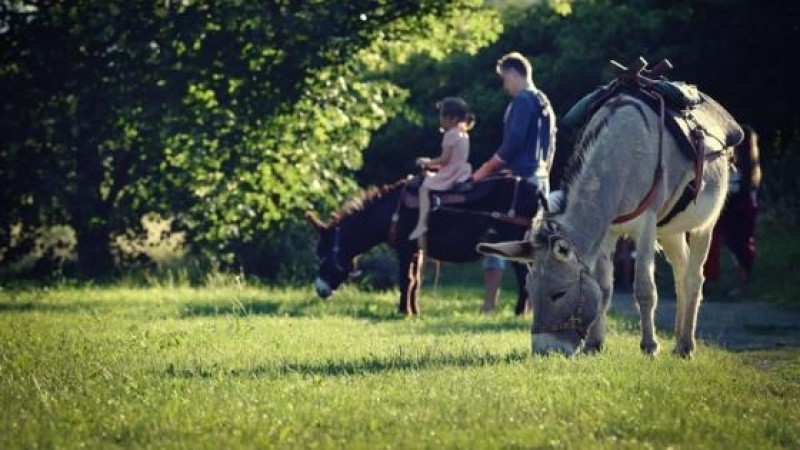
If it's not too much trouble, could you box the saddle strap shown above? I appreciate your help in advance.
[508,177,521,217]
[434,206,531,228]
[612,90,666,224]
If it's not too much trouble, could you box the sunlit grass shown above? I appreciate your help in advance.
[1,284,798,449]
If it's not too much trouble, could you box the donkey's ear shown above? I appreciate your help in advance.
[304,211,327,231]
[476,240,536,262]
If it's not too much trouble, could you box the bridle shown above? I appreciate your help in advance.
[530,224,593,340]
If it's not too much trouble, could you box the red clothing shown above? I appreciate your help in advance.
[705,192,758,281]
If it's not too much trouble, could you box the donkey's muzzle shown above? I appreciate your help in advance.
[532,333,579,357]
[315,278,333,299]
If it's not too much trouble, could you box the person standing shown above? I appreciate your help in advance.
[472,52,556,313]
[704,124,762,294]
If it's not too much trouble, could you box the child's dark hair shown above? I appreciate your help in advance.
[436,97,476,131]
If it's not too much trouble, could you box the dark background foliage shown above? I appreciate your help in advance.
[2,0,798,281]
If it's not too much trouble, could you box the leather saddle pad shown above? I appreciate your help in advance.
[402,175,520,210]
[563,81,743,162]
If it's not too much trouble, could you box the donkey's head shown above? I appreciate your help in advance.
[477,221,602,357]
[305,212,358,299]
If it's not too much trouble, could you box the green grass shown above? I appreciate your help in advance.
[1,283,798,449]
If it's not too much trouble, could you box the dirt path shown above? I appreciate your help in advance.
[610,293,800,350]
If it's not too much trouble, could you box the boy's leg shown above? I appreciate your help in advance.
[480,256,505,313]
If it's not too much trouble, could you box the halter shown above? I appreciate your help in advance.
[531,224,593,340]
[387,180,409,247]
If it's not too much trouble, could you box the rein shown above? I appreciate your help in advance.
[327,226,349,275]
[387,180,409,247]
[433,207,532,227]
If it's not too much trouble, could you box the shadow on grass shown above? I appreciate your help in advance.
[0,301,102,314]
[179,297,405,322]
[742,324,800,336]
[163,349,530,379]
[419,317,529,335]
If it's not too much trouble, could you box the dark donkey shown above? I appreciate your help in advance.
[306,176,543,315]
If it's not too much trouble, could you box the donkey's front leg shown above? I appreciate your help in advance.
[584,238,617,354]
[511,262,530,316]
[397,250,415,316]
[677,227,713,358]
[408,250,424,315]
[634,225,660,356]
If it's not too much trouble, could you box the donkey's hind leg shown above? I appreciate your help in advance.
[634,220,660,356]
[676,227,713,358]
[659,233,690,343]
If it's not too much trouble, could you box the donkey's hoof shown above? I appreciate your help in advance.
[673,340,695,359]
[640,340,660,356]
[583,340,604,355]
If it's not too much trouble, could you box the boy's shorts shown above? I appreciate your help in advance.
[482,255,507,270]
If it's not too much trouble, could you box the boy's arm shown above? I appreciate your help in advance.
[472,156,503,181]
[496,95,538,164]
[474,96,538,181]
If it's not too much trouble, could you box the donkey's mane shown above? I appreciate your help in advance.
[558,96,650,205]
[559,108,614,201]
[329,179,406,225]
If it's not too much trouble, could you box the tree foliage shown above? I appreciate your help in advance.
[3,0,798,279]
[0,0,499,276]
[360,0,800,196]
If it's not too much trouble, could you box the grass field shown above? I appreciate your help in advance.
[1,280,798,449]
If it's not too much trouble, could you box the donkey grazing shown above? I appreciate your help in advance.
[479,58,743,358]
[307,176,542,315]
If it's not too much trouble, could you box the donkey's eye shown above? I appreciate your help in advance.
[553,239,571,261]
[551,291,566,303]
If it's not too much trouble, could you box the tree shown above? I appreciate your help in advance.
[359,0,800,201]
[0,0,495,276]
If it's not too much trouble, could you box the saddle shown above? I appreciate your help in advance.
[402,171,514,209]
[561,57,744,225]
[400,173,536,228]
